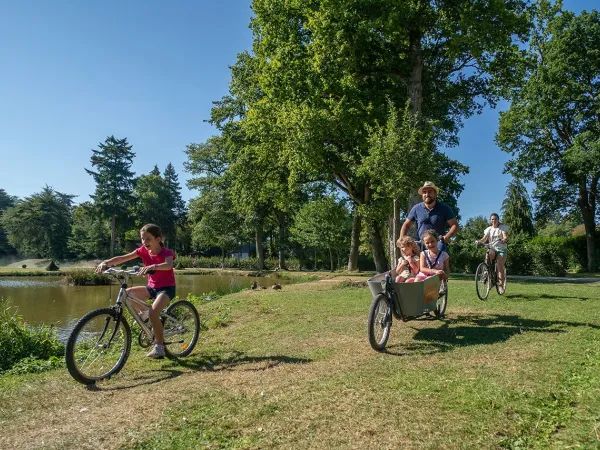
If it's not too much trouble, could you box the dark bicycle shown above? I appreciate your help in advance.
[367,270,447,352]
[474,242,507,300]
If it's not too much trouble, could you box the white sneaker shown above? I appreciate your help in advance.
[146,344,165,359]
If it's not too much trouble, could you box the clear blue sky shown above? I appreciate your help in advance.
[0,0,595,222]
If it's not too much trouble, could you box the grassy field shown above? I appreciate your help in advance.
[1,277,599,449]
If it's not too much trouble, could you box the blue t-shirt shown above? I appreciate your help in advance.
[407,201,456,239]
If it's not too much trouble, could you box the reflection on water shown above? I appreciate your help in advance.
[0,274,279,334]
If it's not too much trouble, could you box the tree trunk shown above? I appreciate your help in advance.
[277,212,287,270]
[255,225,265,270]
[388,198,400,270]
[329,247,334,272]
[110,215,116,257]
[347,206,361,271]
[314,247,317,270]
[408,27,423,122]
[367,218,388,273]
[578,186,597,272]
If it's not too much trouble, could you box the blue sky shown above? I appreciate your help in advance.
[0,0,595,222]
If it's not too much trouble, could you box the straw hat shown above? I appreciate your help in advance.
[418,181,440,195]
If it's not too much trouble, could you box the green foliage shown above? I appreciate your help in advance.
[497,6,600,270]
[68,202,110,258]
[526,236,570,277]
[0,188,17,256]
[450,216,489,273]
[1,186,74,259]
[0,297,64,373]
[63,270,112,286]
[131,173,176,231]
[501,179,535,235]
[175,256,301,271]
[290,196,352,270]
[4,356,64,376]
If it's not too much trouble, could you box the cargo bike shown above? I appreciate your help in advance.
[367,270,448,351]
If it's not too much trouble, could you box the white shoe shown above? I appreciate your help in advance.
[146,344,165,359]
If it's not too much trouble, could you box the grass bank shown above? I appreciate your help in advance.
[1,278,599,449]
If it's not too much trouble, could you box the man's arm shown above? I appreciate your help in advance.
[399,218,414,238]
[443,218,459,242]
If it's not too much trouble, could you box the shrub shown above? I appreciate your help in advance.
[64,270,112,286]
[526,236,570,276]
[0,297,64,373]
[175,256,301,271]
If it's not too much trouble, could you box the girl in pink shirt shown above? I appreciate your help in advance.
[96,223,176,359]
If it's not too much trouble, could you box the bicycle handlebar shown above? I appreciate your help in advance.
[102,266,156,275]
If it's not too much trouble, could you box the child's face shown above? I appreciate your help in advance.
[400,244,413,256]
[423,235,437,251]
[140,231,161,250]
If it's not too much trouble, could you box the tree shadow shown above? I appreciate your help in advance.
[385,313,600,356]
[505,293,597,301]
[162,350,312,373]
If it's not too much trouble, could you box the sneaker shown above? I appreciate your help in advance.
[147,344,165,359]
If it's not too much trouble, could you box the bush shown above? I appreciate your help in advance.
[63,270,112,286]
[0,297,64,373]
[175,256,301,271]
[526,236,570,276]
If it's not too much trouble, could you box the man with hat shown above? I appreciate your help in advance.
[399,181,459,251]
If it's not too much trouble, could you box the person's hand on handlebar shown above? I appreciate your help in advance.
[137,264,157,275]
[95,262,108,273]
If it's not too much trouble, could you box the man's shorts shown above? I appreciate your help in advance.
[146,285,176,301]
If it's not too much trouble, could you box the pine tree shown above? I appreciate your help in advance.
[501,179,535,235]
[85,136,136,256]
[150,165,161,176]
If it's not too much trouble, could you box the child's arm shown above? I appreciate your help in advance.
[419,252,444,277]
[408,256,419,274]
[96,250,138,272]
[138,255,174,274]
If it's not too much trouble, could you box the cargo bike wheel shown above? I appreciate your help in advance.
[434,280,448,317]
[368,294,392,351]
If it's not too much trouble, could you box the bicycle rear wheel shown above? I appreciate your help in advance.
[434,280,448,317]
[368,294,392,351]
[163,300,200,358]
[475,263,491,300]
[66,308,131,385]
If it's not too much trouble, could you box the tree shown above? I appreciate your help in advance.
[163,163,187,249]
[85,136,136,256]
[501,179,535,236]
[131,173,175,235]
[497,4,600,271]
[69,202,110,258]
[0,189,17,255]
[238,0,530,273]
[290,196,352,271]
[1,186,74,259]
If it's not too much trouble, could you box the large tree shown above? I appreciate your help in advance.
[1,186,74,259]
[236,0,531,272]
[69,202,110,259]
[131,173,175,236]
[85,136,136,256]
[497,4,600,271]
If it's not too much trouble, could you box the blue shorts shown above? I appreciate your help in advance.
[146,285,176,301]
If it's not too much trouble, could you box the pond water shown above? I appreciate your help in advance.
[0,274,279,335]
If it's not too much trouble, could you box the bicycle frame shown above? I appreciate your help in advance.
[105,267,154,341]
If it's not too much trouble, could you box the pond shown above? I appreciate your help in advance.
[0,274,280,337]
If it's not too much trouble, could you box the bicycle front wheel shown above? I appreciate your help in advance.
[475,263,491,300]
[368,294,392,351]
[66,308,131,385]
[163,300,200,358]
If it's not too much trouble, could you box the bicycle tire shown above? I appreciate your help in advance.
[66,308,131,385]
[435,282,448,317]
[162,300,200,358]
[368,294,392,351]
[475,262,491,300]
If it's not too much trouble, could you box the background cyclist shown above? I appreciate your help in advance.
[476,213,509,294]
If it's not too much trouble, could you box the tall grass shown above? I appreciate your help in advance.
[0,297,64,373]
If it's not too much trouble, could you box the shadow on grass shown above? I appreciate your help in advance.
[163,350,312,373]
[505,293,597,301]
[89,368,186,391]
[386,313,600,356]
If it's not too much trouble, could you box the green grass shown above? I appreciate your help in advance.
[1,278,600,449]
